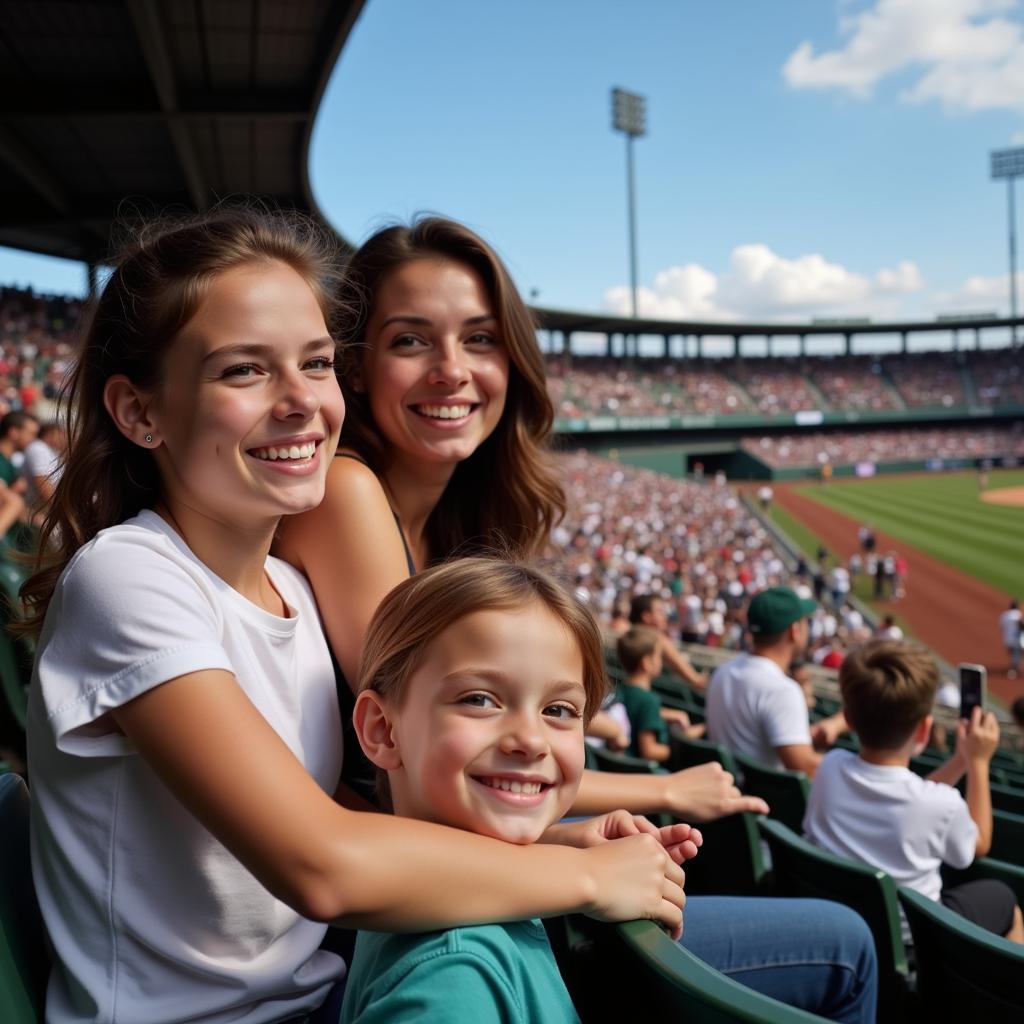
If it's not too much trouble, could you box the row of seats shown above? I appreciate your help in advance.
[586,725,1024,1021]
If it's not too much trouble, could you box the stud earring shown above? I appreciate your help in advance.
[144,433,153,444]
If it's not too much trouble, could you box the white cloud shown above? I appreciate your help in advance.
[603,244,924,321]
[783,0,1024,113]
[932,269,1021,309]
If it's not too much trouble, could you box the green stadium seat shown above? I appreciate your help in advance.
[664,737,767,895]
[733,751,809,835]
[908,750,945,777]
[758,818,911,1022]
[0,774,49,1023]
[587,744,663,775]
[898,887,1024,1018]
[655,690,706,724]
[990,782,1024,817]
[0,627,28,731]
[668,734,738,775]
[942,855,1024,907]
[549,915,827,1023]
[990,810,1024,865]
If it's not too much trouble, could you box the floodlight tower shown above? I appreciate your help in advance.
[990,146,1024,346]
[611,87,647,320]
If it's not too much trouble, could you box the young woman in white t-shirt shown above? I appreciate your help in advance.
[20,209,685,1024]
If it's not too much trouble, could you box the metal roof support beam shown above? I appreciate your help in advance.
[0,126,71,215]
[127,0,208,211]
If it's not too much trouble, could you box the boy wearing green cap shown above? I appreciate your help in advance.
[706,587,825,776]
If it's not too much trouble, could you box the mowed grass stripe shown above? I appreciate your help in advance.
[824,488,1023,535]
[799,486,1024,576]
[793,471,1024,595]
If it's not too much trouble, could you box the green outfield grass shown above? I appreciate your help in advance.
[791,469,1024,596]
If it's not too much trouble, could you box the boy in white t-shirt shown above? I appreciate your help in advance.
[804,639,1023,942]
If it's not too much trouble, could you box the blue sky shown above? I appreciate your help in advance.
[5,0,1024,345]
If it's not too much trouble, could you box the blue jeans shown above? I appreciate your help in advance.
[681,897,878,1024]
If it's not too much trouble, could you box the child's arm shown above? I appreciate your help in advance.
[926,748,966,787]
[570,764,769,822]
[638,728,672,763]
[960,706,1000,857]
[111,669,685,936]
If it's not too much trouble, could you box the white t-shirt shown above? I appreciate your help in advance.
[28,511,344,1024]
[803,749,977,901]
[23,437,60,508]
[999,608,1021,647]
[705,653,811,770]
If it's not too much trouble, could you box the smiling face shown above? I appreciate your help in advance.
[358,258,510,471]
[383,601,587,844]
[146,260,344,530]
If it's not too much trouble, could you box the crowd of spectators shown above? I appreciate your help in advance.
[545,357,754,419]
[545,350,1022,419]
[884,352,966,409]
[741,424,1024,469]
[972,349,1024,407]
[803,356,902,413]
[728,358,818,415]
[0,285,77,419]
[542,450,871,661]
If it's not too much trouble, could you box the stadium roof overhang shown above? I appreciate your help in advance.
[0,0,365,265]
[533,306,1024,339]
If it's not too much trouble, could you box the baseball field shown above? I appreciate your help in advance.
[769,469,1024,703]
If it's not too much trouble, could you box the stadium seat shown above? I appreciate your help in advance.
[733,752,810,834]
[652,673,706,708]
[0,627,28,731]
[662,737,767,895]
[989,782,1024,817]
[549,915,826,1023]
[0,774,49,1023]
[655,690,706,724]
[758,818,911,1022]
[899,887,1024,1019]
[942,855,1024,907]
[586,744,663,775]
[668,734,738,775]
[990,810,1024,865]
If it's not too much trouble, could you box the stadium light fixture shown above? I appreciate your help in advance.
[990,146,1024,346]
[611,87,647,320]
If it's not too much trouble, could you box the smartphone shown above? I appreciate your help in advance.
[958,663,987,720]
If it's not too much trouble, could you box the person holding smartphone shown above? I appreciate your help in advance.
[804,639,1023,942]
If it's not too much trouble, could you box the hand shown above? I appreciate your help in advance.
[958,706,1000,765]
[659,761,769,822]
[607,733,630,752]
[581,834,686,940]
[563,809,702,863]
[810,712,847,750]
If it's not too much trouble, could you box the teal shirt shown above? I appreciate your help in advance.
[340,920,580,1023]
[617,683,667,758]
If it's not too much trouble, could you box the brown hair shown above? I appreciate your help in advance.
[616,626,660,675]
[335,217,564,559]
[839,639,939,750]
[17,206,341,636]
[358,558,608,804]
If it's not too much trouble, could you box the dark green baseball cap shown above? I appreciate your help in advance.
[747,587,817,635]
